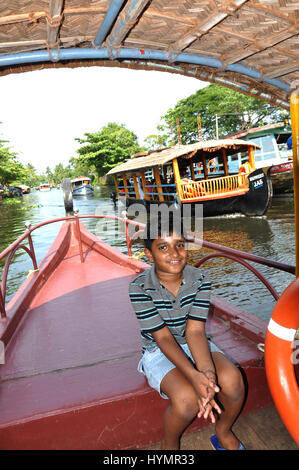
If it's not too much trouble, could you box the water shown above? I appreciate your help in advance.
[0,188,296,321]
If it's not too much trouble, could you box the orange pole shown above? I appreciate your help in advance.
[132,174,140,199]
[222,148,229,176]
[248,145,256,170]
[172,158,183,199]
[122,174,128,199]
[140,172,149,200]
[290,87,299,277]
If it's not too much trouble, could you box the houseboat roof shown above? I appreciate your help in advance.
[107,139,261,176]
[71,176,91,183]
[228,122,292,140]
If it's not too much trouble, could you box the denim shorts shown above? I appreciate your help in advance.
[137,340,223,399]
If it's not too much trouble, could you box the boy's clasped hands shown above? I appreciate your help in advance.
[192,369,222,423]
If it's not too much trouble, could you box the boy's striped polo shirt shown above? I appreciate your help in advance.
[129,264,211,352]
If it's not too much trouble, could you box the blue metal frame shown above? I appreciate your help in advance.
[94,0,127,47]
[0,47,290,96]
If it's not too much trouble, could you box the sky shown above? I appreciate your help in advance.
[0,67,207,174]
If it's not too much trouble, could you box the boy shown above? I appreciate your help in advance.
[129,213,245,450]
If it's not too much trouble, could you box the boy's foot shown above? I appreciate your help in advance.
[210,434,245,450]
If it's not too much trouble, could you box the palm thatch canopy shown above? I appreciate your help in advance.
[106,138,260,175]
[0,1,298,109]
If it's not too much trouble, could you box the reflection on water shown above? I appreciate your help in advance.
[0,188,295,321]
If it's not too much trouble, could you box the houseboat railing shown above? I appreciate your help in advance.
[118,174,249,202]
[180,173,249,200]
[0,213,295,319]
[118,183,177,200]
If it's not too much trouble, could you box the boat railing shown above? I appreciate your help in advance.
[118,183,177,200]
[180,173,249,201]
[0,213,295,319]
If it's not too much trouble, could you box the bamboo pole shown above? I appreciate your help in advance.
[197,115,203,141]
[170,122,175,146]
[290,87,299,277]
[176,118,182,145]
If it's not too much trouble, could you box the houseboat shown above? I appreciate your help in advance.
[18,184,31,194]
[70,176,94,196]
[107,139,272,217]
[39,182,51,192]
[228,123,293,194]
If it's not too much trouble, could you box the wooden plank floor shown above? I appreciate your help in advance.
[144,405,298,450]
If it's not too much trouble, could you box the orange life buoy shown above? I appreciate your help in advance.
[264,276,299,445]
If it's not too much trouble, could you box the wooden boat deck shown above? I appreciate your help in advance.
[145,404,299,450]
[0,220,294,449]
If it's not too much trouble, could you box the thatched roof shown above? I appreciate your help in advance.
[0,1,298,109]
[106,138,260,175]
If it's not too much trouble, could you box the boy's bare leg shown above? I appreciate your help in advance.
[160,368,199,450]
[212,352,245,450]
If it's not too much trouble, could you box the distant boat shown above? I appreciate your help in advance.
[18,184,30,194]
[71,177,94,196]
[39,183,51,192]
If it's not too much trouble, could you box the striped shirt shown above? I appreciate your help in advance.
[129,264,211,352]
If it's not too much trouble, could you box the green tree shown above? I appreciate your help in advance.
[19,163,40,187]
[74,122,142,177]
[68,157,96,182]
[45,166,53,183]
[0,141,27,185]
[143,131,168,151]
[160,84,289,144]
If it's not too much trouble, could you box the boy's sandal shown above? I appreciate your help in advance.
[210,434,245,450]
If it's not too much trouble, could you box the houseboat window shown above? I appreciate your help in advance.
[214,157,224,176]
[227,154,240,174]
[248,135,277,162]
[144,168,154,180]
[277,142,292,160]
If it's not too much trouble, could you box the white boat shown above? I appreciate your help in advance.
[39,183,51,192]
[228,123,293,194]
[70,177,94,196]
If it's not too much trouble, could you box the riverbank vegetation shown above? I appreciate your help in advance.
[0,84,290,189]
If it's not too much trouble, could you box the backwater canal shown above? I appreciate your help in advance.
[0,186,295,321]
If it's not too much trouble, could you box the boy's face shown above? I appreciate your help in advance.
[145,232,187,277]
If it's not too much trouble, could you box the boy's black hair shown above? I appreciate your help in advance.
[143,211,186,251]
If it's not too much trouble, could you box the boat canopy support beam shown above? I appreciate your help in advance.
[93,0,127,48]
[0,47,290,109]
[290,86,299,277]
